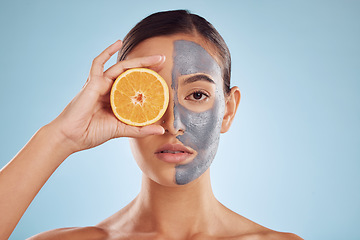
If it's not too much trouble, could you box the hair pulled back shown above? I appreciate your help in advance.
[118,10,231,94]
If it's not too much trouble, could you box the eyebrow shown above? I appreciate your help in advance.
[183,74,215,85]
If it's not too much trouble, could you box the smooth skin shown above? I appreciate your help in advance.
[0,36,303,239]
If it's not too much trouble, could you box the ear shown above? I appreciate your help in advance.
[221,86,241,133]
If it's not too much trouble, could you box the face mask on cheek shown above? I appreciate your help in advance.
[171,40,225,185]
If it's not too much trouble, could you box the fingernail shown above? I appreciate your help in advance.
[148,55,163,62]
[159,55,165,61]
[154,126,165,135]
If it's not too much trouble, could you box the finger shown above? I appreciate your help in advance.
[90,40,123,77]
[104,55,165,80]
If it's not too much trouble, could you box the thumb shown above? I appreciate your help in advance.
[113,122,165,138]
[138,125,165,136]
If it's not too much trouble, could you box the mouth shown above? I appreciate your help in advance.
[155,143,194,163]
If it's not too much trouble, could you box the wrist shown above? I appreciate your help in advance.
[39,123,77,159]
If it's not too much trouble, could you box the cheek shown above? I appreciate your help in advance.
[176,94,225,151]
[129,138,151,166]
[129,139,142,164]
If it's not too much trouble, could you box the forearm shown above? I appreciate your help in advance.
[0,124,73,239]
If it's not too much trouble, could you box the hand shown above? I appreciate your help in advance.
[49,40,166,153]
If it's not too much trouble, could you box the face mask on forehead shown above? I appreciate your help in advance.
[171,40,226,185]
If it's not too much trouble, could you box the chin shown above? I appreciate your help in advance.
[142,173,176,187]
[142,166,204,188]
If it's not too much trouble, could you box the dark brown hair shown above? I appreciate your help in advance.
[118,10,231,94]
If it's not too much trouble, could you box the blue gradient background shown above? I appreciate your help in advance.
[1,1,359,239]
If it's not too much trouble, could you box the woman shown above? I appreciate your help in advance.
[0,10,302,239]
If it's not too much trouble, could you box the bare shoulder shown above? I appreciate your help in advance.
[236,230,303,240]
[260,231,303,240]
[219,209,303,240]
[27,226,108,240]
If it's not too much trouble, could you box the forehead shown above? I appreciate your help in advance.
[126,35,222,86]
[172,40,221,81]
[126,34,218,58]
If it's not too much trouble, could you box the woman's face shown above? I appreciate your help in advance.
[126,34,227,186]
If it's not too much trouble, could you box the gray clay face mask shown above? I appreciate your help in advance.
[172,40,225,185]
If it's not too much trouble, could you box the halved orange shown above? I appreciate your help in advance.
[110,68,169,126]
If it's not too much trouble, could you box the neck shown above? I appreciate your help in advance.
[132,169,221,237]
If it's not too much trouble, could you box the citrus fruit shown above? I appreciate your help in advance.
[110,68,169,126]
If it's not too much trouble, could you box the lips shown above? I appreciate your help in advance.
[155,143,194,163]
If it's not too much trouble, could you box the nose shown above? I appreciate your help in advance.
[160,97,185,135]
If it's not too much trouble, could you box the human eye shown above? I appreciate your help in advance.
[185,90,210,102]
